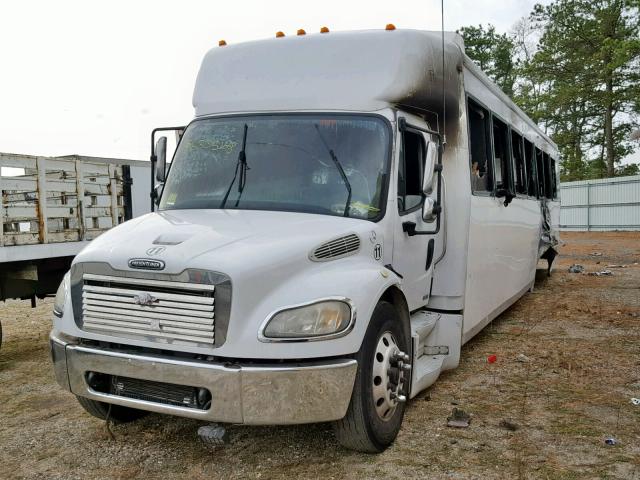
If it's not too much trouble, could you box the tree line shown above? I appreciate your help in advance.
[459,0,640,181]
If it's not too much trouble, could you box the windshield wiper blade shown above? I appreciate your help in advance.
[314,124,352,217]
[220,124,248,209]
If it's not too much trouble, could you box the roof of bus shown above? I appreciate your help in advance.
[192,28,555,150]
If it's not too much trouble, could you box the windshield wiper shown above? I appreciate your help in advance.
[314,124,352,217]
[220,124,249,209]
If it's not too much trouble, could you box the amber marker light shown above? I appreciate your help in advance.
[218,39,227,46]
[276,31,285,38]
[320,26,330,33]
[297,29,306,36]
[385,24,396,31]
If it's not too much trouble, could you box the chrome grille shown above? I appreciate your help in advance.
[81,273,215,345]
[310,234,360,261]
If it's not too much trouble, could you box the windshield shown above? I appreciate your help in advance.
[159,115,391,220]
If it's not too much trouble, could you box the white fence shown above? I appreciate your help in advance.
[560,175,640,231]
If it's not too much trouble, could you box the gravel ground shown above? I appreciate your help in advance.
[1,231,639,480]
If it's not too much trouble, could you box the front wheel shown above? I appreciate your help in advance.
[333,301,411,452]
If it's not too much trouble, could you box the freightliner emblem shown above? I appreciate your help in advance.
[128,258,166,271]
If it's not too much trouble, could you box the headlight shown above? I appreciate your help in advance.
[261,299,354,340]
[53,272,70,317]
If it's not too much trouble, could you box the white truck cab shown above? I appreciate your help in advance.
[50,29,560,452]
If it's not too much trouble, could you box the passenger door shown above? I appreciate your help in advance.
[392,118,437,311]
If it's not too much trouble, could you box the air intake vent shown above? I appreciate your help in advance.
[310,234,360,262]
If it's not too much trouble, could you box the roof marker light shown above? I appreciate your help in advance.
[385,24,396,31]
[218,39,227,46]
[320,26,330,33]
[276,31,285,38]
[297,29,306,36]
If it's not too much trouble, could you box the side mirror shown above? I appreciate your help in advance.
[154,136,167,183]
[422,197,436,222]
[422,140,438,196]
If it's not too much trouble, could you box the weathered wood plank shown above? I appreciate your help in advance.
[1,177,37,191]
[43,158,77,172]
[46,180,78,193]
[36,157,48,243]
[109,164,118,226]
[2,205,37,220]
[2,232,40,246]
[0,170,3,246]
[48,231,81,243]
[75,160,86,241]
[83,206,112,217]
[0,153,37,169]
[81,163,110,175]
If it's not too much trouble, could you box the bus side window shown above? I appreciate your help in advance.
[550,157,558,199]
[535,147,546,198]
[511,130,526,195]
[544,153,555,199]
[524,139,536,197]
[492,116,512,192]
[397,129,425,212]
[467,98,493,193]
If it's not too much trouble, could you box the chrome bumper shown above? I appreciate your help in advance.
[50,332,357,425]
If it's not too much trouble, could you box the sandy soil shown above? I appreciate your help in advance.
[0,232,639,480]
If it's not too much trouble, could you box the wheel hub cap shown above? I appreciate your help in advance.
[372,331,410,421]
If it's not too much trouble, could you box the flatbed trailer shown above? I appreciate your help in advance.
[0,152,150,302]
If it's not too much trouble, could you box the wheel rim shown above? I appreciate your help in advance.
[371,331,409,421]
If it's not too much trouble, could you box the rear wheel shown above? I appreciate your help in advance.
[333,301,411,452]
[76,396,148,424]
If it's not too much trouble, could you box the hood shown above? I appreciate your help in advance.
[75,209,379,276]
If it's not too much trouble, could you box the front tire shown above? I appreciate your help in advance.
[76,396,149,424]
[333,301,410,452]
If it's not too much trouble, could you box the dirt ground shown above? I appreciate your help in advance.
[1,231,639,480]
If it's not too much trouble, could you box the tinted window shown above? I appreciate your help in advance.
[524,139,537,197]
[468,99,493,193]
[159,115,390,220]
[543,153,556,199]
[492,116,512,191]
[511,131,526,195]
[535,148,546,198]
[398,130,425,212]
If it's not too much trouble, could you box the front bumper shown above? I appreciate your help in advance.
[50,332,357,425]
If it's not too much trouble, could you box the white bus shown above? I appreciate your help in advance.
[50,28,560,452]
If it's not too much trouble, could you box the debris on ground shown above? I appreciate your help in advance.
[604,437,617,446]
[487,354,497,364]
[631,398,640,406]
[568,264,584,273]
[447,408,471,428]
[590,252,603,256]
[588,270,613,276]
[516,353,530,363]
[605,264,628,268]
[499,419,520,431]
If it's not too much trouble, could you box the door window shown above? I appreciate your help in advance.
[397,130,425,212]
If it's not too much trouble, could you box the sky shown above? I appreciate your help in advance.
[3,0,619,164]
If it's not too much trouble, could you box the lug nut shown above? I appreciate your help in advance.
[401,363,412,372]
